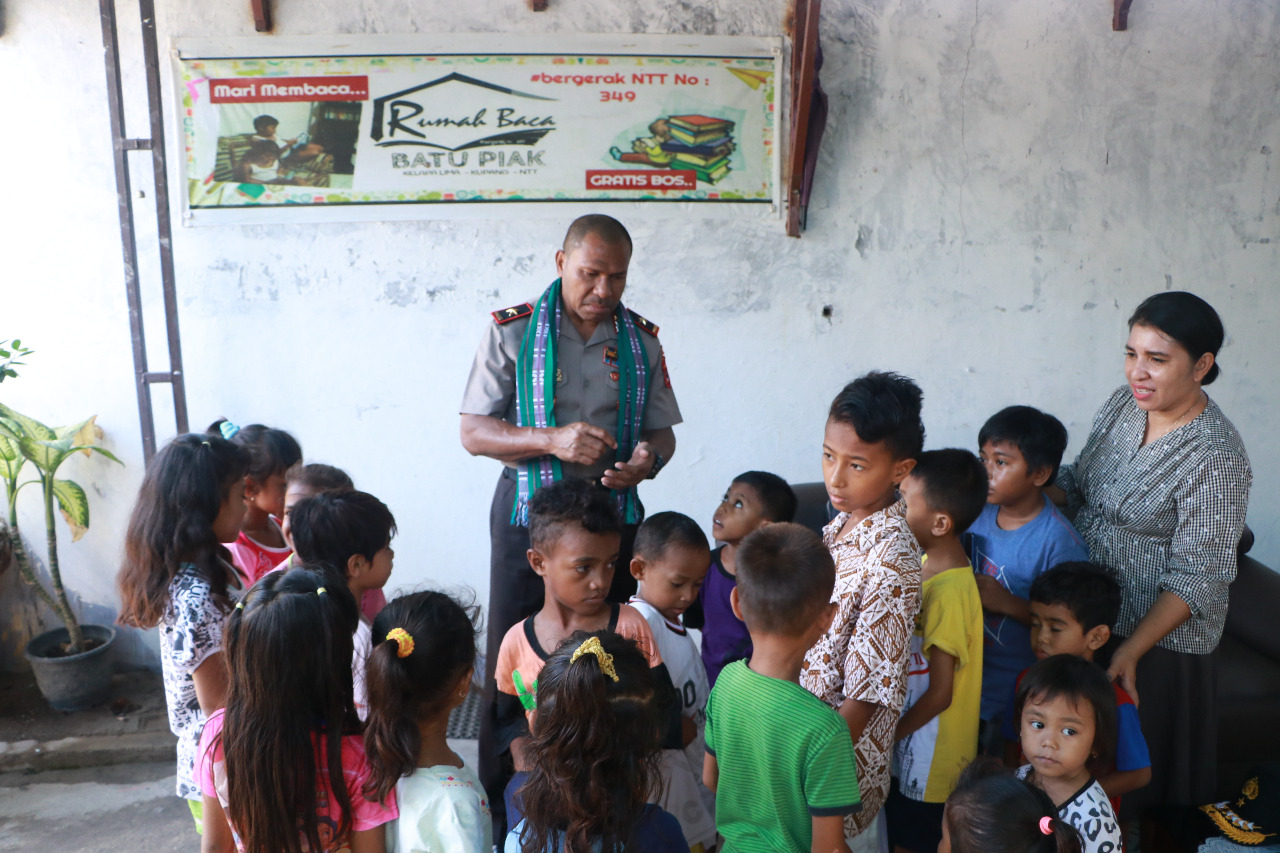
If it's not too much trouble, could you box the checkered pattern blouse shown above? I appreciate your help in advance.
[1058,386,1252,654]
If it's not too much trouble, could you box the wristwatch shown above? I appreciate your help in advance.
[646,451,666,480]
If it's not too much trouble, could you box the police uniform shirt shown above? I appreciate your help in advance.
[460,299,682,482]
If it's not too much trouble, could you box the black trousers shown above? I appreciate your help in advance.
[476,470,639,835]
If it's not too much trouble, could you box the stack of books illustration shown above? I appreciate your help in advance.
[661,115,735,184]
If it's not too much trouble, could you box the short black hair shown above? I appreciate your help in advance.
[909,449,989,533]
[978,406,1070,484]
[252,114,278,133]
[527,479,623,551]
[1129,291,1225,385]
[562,214,633,255]
[732,471,798,522]
[1015,654,1117,769]
[736,523,835,636]
[633,511,709,561]
[1029,561,1121,633]
[828,371,925,461]
[289,491,396,580]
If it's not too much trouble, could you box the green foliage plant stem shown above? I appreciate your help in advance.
[0,403,121,654]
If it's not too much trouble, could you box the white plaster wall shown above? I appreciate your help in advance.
[2,0,1276,669]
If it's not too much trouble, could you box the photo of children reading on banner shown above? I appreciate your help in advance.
[212,101,362,191]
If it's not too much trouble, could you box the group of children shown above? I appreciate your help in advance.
[112,365,1161,853]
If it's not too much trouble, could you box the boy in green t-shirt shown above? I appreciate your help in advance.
[703,523,861,853]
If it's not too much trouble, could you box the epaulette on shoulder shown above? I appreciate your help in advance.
[492,303,533,325]
[627,309,659,337]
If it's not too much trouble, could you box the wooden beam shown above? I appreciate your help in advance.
[251,0,271,32]
[1113,0,1133,31]
[786,0,821,237]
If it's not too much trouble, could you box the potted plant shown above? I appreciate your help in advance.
[0,392,123,711]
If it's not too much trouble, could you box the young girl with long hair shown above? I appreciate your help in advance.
[209,419,302,585]
[942,758,1082,853]
[1014,655,1123,853]
[196,567,397,853]
[363,591,489,852]
[116,433,248,825]
[508,631,687,853]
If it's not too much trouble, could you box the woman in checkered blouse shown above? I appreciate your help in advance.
[1057,291,1251,816]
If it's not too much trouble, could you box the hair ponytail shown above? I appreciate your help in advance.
[945,758,1083,853]
[363,591,479,805]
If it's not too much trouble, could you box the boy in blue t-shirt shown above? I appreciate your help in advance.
[962,405,1088,751]
[683,471,797,688]
[1001,561,1151,810]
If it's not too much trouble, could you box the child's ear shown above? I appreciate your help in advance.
[932,511,954,538]
[346,553,367,580]
[892,457,918,486]
[1085,623,1111,652]
[527,548,546,577]
[243,476,262,500]
[817,601,837,634]
[629,556,646,581]
[729,586,744,622]
[1030,465,1054,489]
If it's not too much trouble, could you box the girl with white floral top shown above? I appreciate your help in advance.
[117,434,249,830]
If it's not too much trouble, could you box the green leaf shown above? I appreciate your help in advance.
[83,445,124,465]
[51,479,89,541]
[17,435,66,473]
[0,404,54,441]
[12,339,20,349]
[0,349,10,358]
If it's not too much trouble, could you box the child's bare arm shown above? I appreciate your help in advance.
[702,753,719,792]
[1098,766,1152,798]
[974,575,1032,625]
[837,698,878,746]
[681,714,697,747]
[349,826,387,853]
[894,648,956,741]
[810,814,850,853]
[201,794,236,853]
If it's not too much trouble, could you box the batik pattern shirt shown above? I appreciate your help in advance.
[1059,386,1251,653]
[802,499,923,835]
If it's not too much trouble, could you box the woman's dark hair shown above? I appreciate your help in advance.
[284,461,353,494]
[732,471,798,522]
[1014,654,1118,772]
[828,371,926,460]
[289,491,397,579]
[218,566,360,853]
[117,434,248,628]
[1128,291,1225,385]
[363,591,480,804]
[517,631,662,853]
[945,758,1083,853]
[207,419,302,483]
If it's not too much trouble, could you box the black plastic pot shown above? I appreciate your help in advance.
[24,624,117,711]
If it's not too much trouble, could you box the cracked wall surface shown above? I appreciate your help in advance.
[1,0,1277,668]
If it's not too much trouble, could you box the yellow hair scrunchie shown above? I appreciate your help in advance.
[570,636,619,682]
[386,627,415,658]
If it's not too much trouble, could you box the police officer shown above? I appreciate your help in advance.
[459,214,681,830]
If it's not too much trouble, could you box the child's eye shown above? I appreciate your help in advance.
[850,463,864,471]
[733,500,743,508]
[1062,727,1078,736]
[822,451,833,461]
[995,459,1007,467]
[1029,720,1044,730]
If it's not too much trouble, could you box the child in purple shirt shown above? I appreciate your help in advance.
[684,471,797,687]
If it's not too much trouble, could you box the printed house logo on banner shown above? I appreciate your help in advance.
[174,36,780,221]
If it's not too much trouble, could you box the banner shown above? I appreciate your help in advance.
[173,35,781,223]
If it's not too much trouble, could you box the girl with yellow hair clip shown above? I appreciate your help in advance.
[505,631,688,852]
